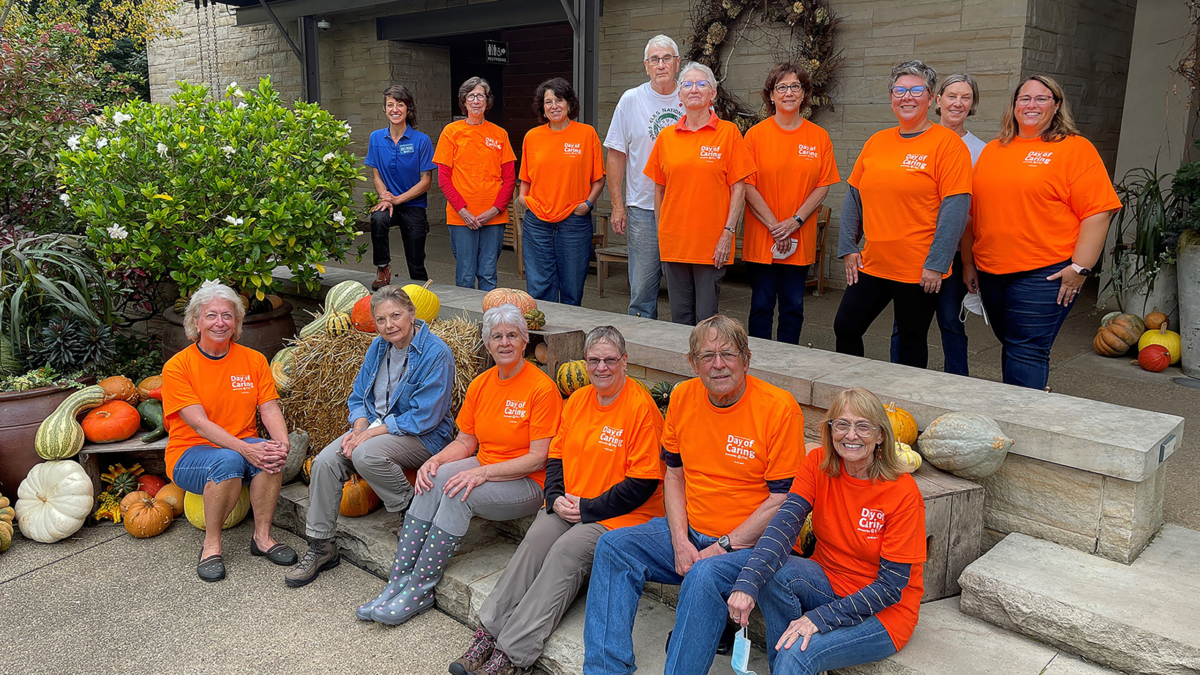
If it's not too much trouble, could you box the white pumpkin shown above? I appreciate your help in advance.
[917,412,1014,480]
[15,460,94,543]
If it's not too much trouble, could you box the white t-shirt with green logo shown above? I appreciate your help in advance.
[604,82,684,210]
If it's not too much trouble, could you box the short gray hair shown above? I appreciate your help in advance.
[936,73,980,117]
[644,34,679,60]
[679,61,716,86]
[482,304,528,344]
[585,326,626,357]
[184,281,245,342]
[890,60,937,93]
[457,76,493,114]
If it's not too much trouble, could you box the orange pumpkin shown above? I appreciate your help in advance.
[156,483,186,517]
[136,375,163,401]
[81,400,141,443]
[339,474,381,517]
[885,402,918,446]
[481,288,537,315]
[1093,313,1145,357]
[99,375,138,402]
[120,490,150,517]
[123,494,174,538]
[351,295,376,333]
[1143,307,1168,331]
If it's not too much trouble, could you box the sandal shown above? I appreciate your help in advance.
[251,538,298,566]
[198,553,226,582]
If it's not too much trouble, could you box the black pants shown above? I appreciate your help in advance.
[834,270,941,368]
[370,206,429,281]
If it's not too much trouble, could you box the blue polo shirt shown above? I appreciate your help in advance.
[365,126,436,209]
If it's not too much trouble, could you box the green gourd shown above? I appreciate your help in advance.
[138,399,166,443]
[35,385,108,459]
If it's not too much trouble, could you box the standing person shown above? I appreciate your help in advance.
[889,73,983,374]
[645,62,756,326]
[434,77,517,291]
[743,63,840,344]
[834,60,972,369]
[518,77,606,306]
[366,85,435,289]
[604,35,685,319]
[964,75,1120,389]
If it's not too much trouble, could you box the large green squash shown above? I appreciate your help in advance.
[34,385,108,459]
[325,279,370,314]
[917,412,1014,480]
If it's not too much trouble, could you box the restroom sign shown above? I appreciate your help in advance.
[486,40,509,64]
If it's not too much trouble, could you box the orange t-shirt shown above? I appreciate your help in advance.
[549,380,665,530]
[519,121,605,223]
[743,118,840,266]
[457,362,562,487]
[791,447,926,650]
[847,125,972,283]
[971,134,1121,275]
[644,113,756,265]
[161,343,278,480]
[661,376,803,537]
[433,119,517,226]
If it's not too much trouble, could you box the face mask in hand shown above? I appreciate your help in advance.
[731,627,758,675]
[959,292,989,326]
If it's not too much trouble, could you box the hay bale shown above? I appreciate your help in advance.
[429,315,486,415]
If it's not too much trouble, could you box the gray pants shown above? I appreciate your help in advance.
[663,261,725,326]
[407,456,544,537]
[478,510,606,668]
[306,431,432,539]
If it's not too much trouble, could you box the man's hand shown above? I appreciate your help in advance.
[610,205,627,235]
[672,537,701,576]
[697,541,725,560]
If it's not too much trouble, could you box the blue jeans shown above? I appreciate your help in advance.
[761,557,897,675]
[625,206,662,319]
[583,517,753,675]
[977,260,1076,390]
[522,210,593,306]
[448,223,505,290]
[747,262,810,345]
[891,251,969,375]
[170,438,267,493]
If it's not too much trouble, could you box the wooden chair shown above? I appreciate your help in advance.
[807,205,833,296]
[504,200,526,280]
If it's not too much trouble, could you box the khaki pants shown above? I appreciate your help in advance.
[306,431,432,539]
[477,509,607,668]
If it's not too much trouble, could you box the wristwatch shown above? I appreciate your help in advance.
[1070,262,1092,277]
[792,214,803,226]
[717,535,734,553]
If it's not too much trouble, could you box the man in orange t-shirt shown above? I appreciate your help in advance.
[583,315,803,675]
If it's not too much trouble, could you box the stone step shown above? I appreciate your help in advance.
[958,526,1200,675]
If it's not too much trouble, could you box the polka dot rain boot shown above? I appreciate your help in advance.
[372,523,462,625]
[355,514,431,621]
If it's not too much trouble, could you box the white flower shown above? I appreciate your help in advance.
[237,102,247,110]
[96,138,108,149]
[156,142,169,157]
[233,88,245,98]
[59,193,70,206]
[342,122,352,135]
[106,224,128,240]
[332,211,346,224]
[221,145,235,158]
[322,152,336,163]
[223,215,244,226]
[66,135,81,151]
[113,112,132,125]
[228,81,238,89]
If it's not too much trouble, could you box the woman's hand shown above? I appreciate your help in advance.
[242,440,288,473]
[768,218,797,243]
[1047,264,1085,306]
[920,268,943,294]
[553,494,582,523]
[714,230,735,269]
[776,615,820,652]
[517,194,527,210]
[962,261,979,294]
[443,464,489,501]
[477,206,500,226]
[844,253,863,286]
[672,536,701,576]
[573,202,591,217]
[728,590,756,627]
[458,207,480,230]
[371,197,393,216]
[415,456,441,494]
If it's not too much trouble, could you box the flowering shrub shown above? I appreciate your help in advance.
[58,78,364,298]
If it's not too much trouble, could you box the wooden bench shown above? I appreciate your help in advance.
[78,436,169,505]
[909,463,984,601]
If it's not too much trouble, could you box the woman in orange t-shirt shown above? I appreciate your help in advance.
[834,60,972,369]
[724,388,926,674]
[451,326,664,674]
[518,77,606,307]
[644,61,756,326]
[358,304,562,627]
[743,63,840,344]
[964,75,1121,390]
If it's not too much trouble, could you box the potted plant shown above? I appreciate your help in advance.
[1170,156,1200,378]
[56,77,366,360]
[1104,166,1187,323]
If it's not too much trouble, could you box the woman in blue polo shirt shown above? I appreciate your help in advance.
[366,84,436,289]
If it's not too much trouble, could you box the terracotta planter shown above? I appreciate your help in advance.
[162,301,296,362]
[0,382,81,494]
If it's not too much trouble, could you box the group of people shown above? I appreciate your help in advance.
[163,281,926,675]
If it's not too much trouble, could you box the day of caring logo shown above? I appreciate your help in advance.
[230,375,255,391]
[797,144,820,160]
[900,153,928,171]
[1023,151,1053,166]
[858,507,885,537]
[724,434,756,461]
[563,142,582,156]
[598,425,624,451]
[485,137,503,151]
[700,145,723,161]
[503,399,527,420]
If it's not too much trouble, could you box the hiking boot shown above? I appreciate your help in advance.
[473,649,516,675]
[372,265,392,290]
[284,538,339,588]
[449,628,496,675]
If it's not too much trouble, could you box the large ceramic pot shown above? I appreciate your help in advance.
[1178,231,1200,378]
[0,382,82,493]
[162,301,296,362]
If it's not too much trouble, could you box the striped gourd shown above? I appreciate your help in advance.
[555,360,590,397]
[271,347,296,393]
[298,313,327,338]
[325,280,370,314]
[325,312,353,337]
[35,385,108,460]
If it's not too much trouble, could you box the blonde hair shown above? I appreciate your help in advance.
[819,388,903,482]
[687,315,750,367]
[184,281,245,342]
[998,75,1079,145]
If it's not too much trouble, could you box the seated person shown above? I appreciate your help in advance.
[723,387,927,675]
[162,280,297,583]
[451,326,665,675]
[357,303,563,625]
[582,315,804,674]
[285,285,456,587]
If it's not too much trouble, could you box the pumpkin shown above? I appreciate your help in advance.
[271,347,296,394]
[0,520,11,552]
[1138,344,1171,372]
[894,442,922,473]
[94,491,122,523]
[1144,307,1168,331]
[99,375,138,403]
[0,507,13,525]
[325,312,353,337]
[351,295,376,333]
[173,295,190,315]
[326,279,371,314]
[339,474,381,517]
[524,309,546,330]
[482,288,537,315]
[1103,312,1145,332]
[402,280,440,323]
[120,490,149,517]
[156,483,186,517]
[556,360,590,397]
[917,413,1014,480]
[138,399,166,443]
[34,385,108,459]
[137,475,168,497]
[1093,313,1145,357]
[102,462,144,497]
[184,487,251,530]
[15,460,93,543]
[1138,325,1182,364]
[136,375,163,401]
[885,402,918,446]
[650,381,676,410]
[302,456,314,484]
[124,494,174,538]
[533,342,549,364]
[81,400,141,443]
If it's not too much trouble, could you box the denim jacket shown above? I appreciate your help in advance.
[347,319,455,452]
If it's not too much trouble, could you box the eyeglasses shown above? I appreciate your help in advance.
[646,55,677,65]
[465,93,487,102]
[774,83,804,94]
[1016,95,1055,106]
[891,85,928,98]
[828,419,878,436]
[585,357,622,369]
[696,350,740,365]
[681,80,711,90]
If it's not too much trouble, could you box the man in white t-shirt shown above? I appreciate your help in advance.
[604,34,684,319]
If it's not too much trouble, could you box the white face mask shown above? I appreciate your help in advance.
[960,291,989,325]
[731,627,759,675]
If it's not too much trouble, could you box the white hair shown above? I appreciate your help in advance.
[482,304,529,344]
[644,34,679,60]
[184,280,245,342]
[678,61,716,85]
